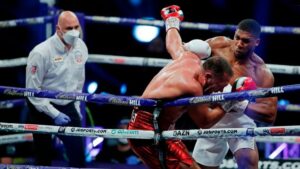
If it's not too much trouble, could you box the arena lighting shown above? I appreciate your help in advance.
[129,0,142,6]
[120,83,127,94]
[85,127,104,162]
[100,91,109,95]
[86,137,103,162]
[268,143,287,159]
[92,137,104,147]
[133,25,160,43]
[87,81,98,94]
[278,99,290,106]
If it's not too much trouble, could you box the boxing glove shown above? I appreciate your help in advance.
[183,39,211,59]
[212,84,235,112]
[54,112,71,125]
[219,84,240,113]
[220,99,249,114]
[220,77,257,113]
[232,76,257,92]
[161,5,184,31]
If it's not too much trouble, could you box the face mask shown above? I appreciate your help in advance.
[62,29,80,46]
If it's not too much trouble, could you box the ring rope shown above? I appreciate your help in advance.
[0,99,25,109]
[0,133,33,145]
[1,122,300,140]
[163,84,299,106]
[0,122,153,139]
[0,84,300,107]
[88,54,300,76]
[0,16,54,28]
[277,104,300,112]
[0,164,75,169]
[85,16,300,35]
[1,55,300,75]
[0,57,28,68]
[1,133,299,145]
[1,98,300,112]
[1,15,300,35]
[0,85,157,107]
[88,54,170,67]
[163,126,300,140]
[0,86,158,106]
[256,136,300,144]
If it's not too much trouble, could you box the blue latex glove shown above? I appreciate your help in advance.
[54,112,71,125]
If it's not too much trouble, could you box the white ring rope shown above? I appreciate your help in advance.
[0,16,53,28]
[85,16,300,35]
[1,122,300,140]
[0,57,28,68]
[163,126,300,140]
[0,133,33,145]
[1,132,299,145]
[1,15,300,34]
[256,136,300,144]
[0,122,153,139]
[278,104,300,112]
[0,99,25,109]
[85,15,300,34]
[1,128,300,145]
[1,55,300,75]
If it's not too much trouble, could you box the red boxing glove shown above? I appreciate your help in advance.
[161,5,184,31]
[161,5,184,21]
[232,76,257,92]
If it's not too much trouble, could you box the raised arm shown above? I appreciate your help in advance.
[161,5,185,60]
[161,5,212,60]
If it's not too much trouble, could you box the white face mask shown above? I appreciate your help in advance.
[62,29,80,46]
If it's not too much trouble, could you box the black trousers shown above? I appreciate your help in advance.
[26,99,86,167]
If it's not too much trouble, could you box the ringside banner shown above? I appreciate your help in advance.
[221,159,300,169]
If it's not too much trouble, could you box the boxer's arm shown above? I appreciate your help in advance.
[166,29,185,60]
[246,97,277,124]
[218,77,256,114]
[185,82,226,129]
[244,69,277,124]
[206,36,232,56]
[188,104,226,129]
[161,5,185,60]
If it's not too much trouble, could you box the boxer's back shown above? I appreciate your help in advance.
[141,53,204,129]
[142,53,203,99]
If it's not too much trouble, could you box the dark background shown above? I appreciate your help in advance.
[0,0,300,159]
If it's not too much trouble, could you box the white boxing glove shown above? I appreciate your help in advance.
[183,39,211,59]
[230,100,249,114]
[219,100,238,113]
[220,99,249,113]
[219,84,249,113]
[222,84,232,93]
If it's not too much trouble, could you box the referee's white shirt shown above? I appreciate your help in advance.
[26,33,88,119]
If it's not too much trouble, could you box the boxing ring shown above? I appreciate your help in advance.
[1,10,300,169]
